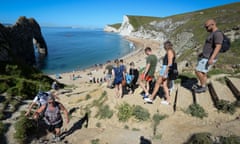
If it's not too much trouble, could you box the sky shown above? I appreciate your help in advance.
[0,0,239,28]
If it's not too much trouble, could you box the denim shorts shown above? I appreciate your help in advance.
[196,58,217,73]
[159,65,168,78]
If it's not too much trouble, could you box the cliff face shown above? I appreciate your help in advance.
[0,16,47,66]
[104,25,119,33]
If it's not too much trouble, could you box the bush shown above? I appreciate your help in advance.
[186,132,213,144]
[14,113,37,144]
[0,122,6,142]
[5,65,21,76]
[117,102,133,122]
[186,104,208,119]
[0,82,8,93]
[7,87,19,96]
[219,135,240,143]
[132,105,150,121]
[95,105,113,119]
[17,80,38,99]
[216,99,236,114]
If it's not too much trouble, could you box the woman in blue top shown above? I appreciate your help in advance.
[112,59,125,98]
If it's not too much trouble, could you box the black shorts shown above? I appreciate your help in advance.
[44,120,63,132]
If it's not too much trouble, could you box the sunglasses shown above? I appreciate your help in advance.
[205,24,213,29]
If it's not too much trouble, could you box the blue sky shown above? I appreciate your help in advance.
[0,0,239,28]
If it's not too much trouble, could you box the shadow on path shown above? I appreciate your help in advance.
[140,136,152,144]
[62,113,89,138]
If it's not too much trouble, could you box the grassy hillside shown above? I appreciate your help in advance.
[110,2,240,71]
[125,2,240,42]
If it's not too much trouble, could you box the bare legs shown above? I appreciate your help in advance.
[115,84,123,98]
[148,76,170,103]
[195,71,207,87]
[139,80,150,95]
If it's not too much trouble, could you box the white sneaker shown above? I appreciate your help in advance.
[144,97,153,103]
[161,100,169,105]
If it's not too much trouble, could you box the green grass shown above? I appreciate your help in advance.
[117,102,132,122]
[186,104,208,119]
[108,23,121,29]
[95,104,113,119]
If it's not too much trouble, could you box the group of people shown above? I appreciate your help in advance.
[24,18,225,142]
[103,19,225,106]
[25,86,69,142]
[104,59,139,98]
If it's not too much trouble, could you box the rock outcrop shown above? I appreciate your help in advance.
[104,25,119,33]
[0,16,47,66]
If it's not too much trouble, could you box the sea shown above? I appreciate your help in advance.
[37,27,134,74]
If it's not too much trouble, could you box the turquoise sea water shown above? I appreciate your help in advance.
[38,27,133,74]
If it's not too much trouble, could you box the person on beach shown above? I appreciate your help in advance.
[139,47,157,98]
[144,40,176,105]
[33,95,69,142]
[104,60,114,88]
[51,81,59,91]
[112,59,125,98]
[194,19,223,93]
[126,62,139,94]
[25,90,59,116]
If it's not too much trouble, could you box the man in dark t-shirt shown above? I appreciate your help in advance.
[194,19,224,93]
[139,47,157,97]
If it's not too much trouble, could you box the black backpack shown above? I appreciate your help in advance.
[213,30,231,53]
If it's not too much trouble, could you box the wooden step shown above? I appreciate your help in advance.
[211,80,236,102]
[227,77,240,90]
[194,88,216,113]
[176,85,194,110]
[226,77,240,100]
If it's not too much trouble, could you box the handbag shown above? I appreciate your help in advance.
[168,62,178,80]
[121,79,126,86]
[125,73,134,84]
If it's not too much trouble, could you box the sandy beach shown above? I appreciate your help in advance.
[50,36,162,85]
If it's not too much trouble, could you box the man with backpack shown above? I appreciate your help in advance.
[33,95,69,142]
[194,19,224,93]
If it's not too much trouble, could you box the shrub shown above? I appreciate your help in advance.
[152,113,167,135]
[186,104,208,119]
[14,113,37,144]
[0,82,8,93]
[85,94,91,100]
[0,122,6,142]
[219,135,240,143]
[17,80,38,99]
[91,138,100,144]
[216,99,236,114]
[186,132,213,144]
[0,110,5,120]
[132,105,150,121]
[117,102,133,122]
[95,105,113,119]
[5,65,21,76]
[7,87,19,96]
